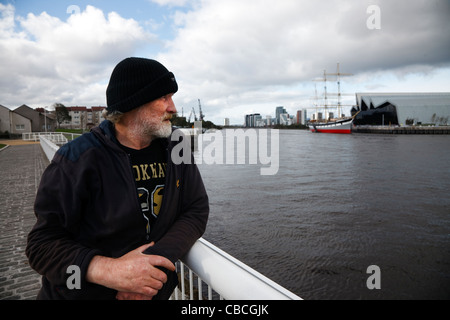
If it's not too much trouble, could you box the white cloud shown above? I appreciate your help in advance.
[0,4,154,108]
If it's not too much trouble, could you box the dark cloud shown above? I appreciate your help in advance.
[160,0,450,123]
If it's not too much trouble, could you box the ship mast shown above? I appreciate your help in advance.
[313,63,353,121]
[326,63,353,118]
[313,70,329,122]
[323,70,328,121]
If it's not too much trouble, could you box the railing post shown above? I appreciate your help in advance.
[180,263,185,300]
[189,269,194,300]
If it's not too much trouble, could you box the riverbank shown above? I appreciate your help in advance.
[352,125,450,134]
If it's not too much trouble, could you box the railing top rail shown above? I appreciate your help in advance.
[182,238,302,300]
[23,132,82,141]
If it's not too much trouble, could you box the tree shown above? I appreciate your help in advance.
[53,103,71,128]
[171,113,189,127]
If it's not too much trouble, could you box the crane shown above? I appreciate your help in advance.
[188,107,197,123]
[198,99,205,121]
[187,99,205,123]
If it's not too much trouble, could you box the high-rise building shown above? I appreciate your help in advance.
[244,113,262,127]
[301,109,307,124]
[296,110,301,124]
[275,106,287,124]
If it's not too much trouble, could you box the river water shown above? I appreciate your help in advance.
[194,130,450,300]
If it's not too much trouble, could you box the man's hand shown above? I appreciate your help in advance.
[86,242,175,299]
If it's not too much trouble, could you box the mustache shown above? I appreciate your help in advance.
[162,114,173,121]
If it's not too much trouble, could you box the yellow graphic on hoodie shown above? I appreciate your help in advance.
[151,185,164,218]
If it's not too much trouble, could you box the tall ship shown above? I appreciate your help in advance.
[309,117,354,134]
[309,63,357,134]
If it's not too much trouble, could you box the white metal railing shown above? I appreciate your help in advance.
[23,132,81,142]
[172,238,302,300]
[39,135,61,162]
[46,134,68,145]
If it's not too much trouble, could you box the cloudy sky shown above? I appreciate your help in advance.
[1,0,449,125]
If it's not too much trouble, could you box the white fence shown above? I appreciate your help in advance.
[23,132,81,142]
[173,238,302,300]
[39,135,63,162]
[26,132,81,161]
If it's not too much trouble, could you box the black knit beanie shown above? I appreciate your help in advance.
[106,57,178,113]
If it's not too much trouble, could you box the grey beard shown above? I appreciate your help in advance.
[151,121,172,138]
[138,120,172,140]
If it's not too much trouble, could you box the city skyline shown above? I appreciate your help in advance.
[245,106,300,127]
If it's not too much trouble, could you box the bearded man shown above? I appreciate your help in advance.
[26,58,209,300]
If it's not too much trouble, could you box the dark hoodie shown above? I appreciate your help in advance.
[26,120,209,299]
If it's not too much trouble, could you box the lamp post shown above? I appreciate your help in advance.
[44,107,47,133]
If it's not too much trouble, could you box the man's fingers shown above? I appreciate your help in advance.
[139,243,175,272]
[148,269,167,286]
[146,254,176,272]
[136,242,155,253]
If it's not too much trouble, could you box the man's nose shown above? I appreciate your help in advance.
[167,96,177,114]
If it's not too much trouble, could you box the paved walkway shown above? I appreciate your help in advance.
[0,142,48,300]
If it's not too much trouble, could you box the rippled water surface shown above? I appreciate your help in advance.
[195,130,450,299]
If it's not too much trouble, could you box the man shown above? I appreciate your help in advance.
[26,57,209,300]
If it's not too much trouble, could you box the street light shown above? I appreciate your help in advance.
[44,107,47,133]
